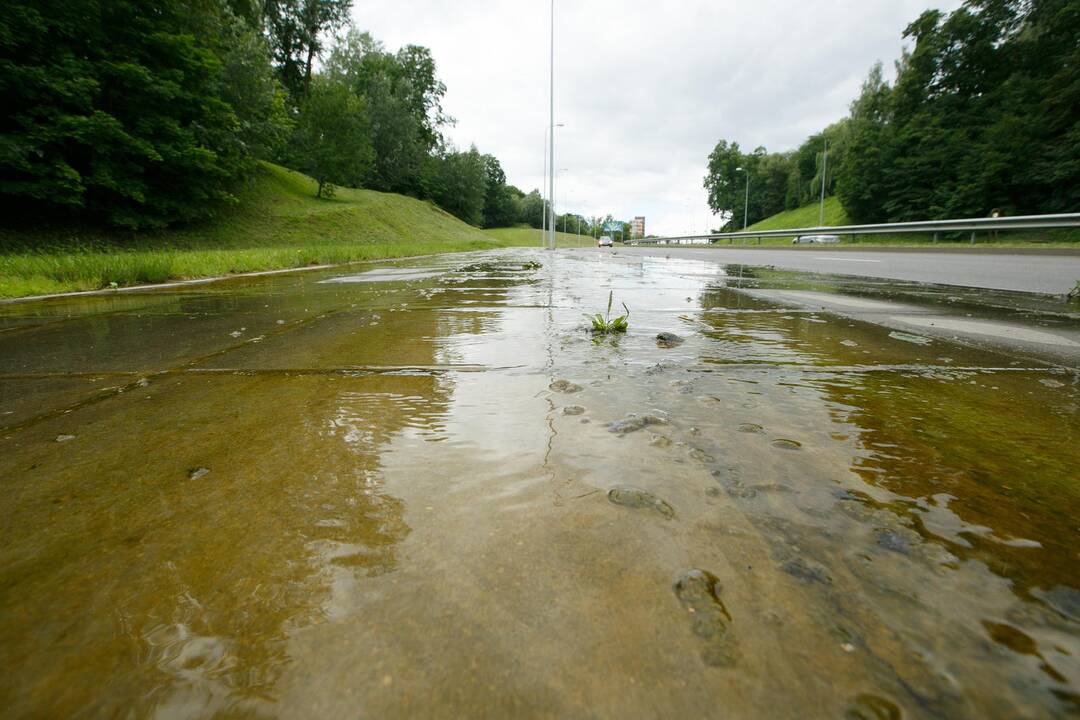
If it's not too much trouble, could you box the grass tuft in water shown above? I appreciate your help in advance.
[587,290,630,334]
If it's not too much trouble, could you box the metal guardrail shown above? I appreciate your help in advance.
[631,212,1080,245]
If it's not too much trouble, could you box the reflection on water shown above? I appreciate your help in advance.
[0,257,529,717]
[818,370,1079,595]
[0,372,438,716]
[0,252,1077,718]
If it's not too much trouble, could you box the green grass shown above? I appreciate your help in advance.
[743,196,850,232]
[0,163,508,298]
[484,226,601,248]
[717,196,1080,247]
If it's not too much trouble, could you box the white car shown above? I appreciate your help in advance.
[792,234,840,244]
[598,236,613,247]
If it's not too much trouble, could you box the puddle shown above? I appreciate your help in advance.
[0,249,1077,718]
[321,268,442,283]
[895,315,1080,347]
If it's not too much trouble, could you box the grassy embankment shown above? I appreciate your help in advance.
[724,196,1080,247]
[483,227,598,248]
[0,163,543,299]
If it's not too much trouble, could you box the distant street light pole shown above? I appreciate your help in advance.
[736,166,749,229]
[819,136,828,226]
[542,123,564,247]
[547,0,555,250]
[561,167,570,235]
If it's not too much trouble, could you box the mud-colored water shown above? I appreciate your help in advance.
[1,250,1078,718]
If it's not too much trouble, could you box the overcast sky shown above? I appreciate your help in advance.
[350,0,959,235]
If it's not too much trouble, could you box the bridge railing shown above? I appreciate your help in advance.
[630,212,1080,245]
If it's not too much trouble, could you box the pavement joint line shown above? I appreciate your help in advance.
[686,364,1063,373]
[183,365,512,374]
[0,372,169,436]
[0,308,351,435]
[0,365,1061,382]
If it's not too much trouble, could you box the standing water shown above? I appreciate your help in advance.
[1,250,1077,718]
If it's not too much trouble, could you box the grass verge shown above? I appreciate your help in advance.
[483,227,600,248]
[0,163,510,298]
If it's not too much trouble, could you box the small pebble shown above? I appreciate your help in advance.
[549,379,583,394]
[656,332,685,348]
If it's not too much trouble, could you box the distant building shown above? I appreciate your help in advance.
[631,216,645,238]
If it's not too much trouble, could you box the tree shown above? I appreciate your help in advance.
[217,13,293,160]
[480,155,517,228]
[1026,0,1080,212]
[324,30,450,197]
[264,0,352,101]
[423,146,486,226]
[286,76,373,198]
[0,0,262,229]
[704,141,785,229]
[835,63,895,223]
[518,189,544,228]
[836,0,1078,222]
[703,140,745,228]
[706,1,1079,229]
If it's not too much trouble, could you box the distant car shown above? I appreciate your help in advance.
[792,234,840,244]
[598,235,613,247]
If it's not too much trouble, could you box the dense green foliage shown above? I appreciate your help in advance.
[706,0,1080,228]
[0,0,287,229]
[423,147,486,227]
[0,0,533,234]
[704,125,844,231]
[264,0,351,100]
[286,76,373,197]
[323,30,448,197]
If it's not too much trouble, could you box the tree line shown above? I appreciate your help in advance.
[704,0,1078,230]
[0,0,540,230]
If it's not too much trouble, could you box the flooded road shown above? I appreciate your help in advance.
[1,249,1078,718]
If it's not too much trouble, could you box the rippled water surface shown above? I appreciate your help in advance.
[1,250,1078,718]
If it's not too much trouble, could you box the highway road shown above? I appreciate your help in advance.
[596,246,1080,294]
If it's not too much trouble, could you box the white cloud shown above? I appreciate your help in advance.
[350,0,960,235]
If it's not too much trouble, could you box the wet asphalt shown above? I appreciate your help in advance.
[605,246,1080,294]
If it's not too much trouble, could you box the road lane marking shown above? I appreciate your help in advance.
[812,256,881,263]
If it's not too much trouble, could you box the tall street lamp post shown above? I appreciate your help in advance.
[547,0,555,250]
[542,122,564,247]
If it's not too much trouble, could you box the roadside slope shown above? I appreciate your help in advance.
[0,163,504,297]
[743,196,849,233]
